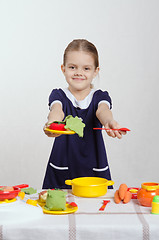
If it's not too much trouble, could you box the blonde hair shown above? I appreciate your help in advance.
[63,39,99,68]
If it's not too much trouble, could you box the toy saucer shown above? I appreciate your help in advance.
[42,203,78,215]
[45,128,75,135]
[0,198,17,204]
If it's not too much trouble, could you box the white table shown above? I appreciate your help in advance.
[0,189,159,240]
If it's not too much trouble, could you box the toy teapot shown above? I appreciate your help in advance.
[137,182,159,207]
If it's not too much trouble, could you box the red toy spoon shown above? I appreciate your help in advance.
[93,128,130,132]
[99,200,110,211]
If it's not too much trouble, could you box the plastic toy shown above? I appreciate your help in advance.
[99,200,110,211]
[93,127,130,132]
[65,177,114,197]
[114,184,132,204]
[49,122,66,131]
[0,184,29,200]
[119,184,128,200]
[151,196,159,214]
[127,188,139,199]
[26,199,38,206]
[42,203,78,215]
[45,128,75,135]
[46,115,85,137]
[18,191,25,200]
[137,182,159,207]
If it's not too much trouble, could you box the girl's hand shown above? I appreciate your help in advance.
[43,123,61,138]
[104,120,127,139]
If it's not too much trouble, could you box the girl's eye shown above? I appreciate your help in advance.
[85,67,90,71]
[69,66,75,69]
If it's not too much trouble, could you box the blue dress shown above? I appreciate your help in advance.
[42,88,113,189]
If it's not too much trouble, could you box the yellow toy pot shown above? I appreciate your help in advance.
[65,177,114,197]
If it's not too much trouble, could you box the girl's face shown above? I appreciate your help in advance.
[61,51,99,92]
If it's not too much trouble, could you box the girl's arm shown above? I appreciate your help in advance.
[96,103,125,139]
[43,103,64,137]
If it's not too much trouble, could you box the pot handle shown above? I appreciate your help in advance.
[106,180,114,186]
[13,184,29,189]
[65,180,72,186]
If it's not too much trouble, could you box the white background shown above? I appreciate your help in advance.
[0,0,159,189]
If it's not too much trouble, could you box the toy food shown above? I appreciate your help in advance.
[114,190,121,204]
[0,186,14,192]
[26,199,38,206]
[21,187,37,195]
[114,184,132,204]
[44,189,67,211]
[123,191,132,203]
[39,190,48,202]
[48,115,85,137]
[49,122,66,131]
[119,184,128,200]
[18,191,25,200]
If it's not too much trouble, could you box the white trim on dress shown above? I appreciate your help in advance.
[63,88,95,109]
[93,166,109,172]
[50,162,68,170]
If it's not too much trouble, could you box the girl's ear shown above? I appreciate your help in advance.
[94,67,100,78]
[61,64,65,73]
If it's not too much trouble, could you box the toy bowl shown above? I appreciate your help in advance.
[65,177,114,198]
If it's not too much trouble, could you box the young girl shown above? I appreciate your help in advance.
[42,39,126,189]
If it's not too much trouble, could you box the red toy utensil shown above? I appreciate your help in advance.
[93,128,130,132]
[13,184,29,189]
[99,200,110,211]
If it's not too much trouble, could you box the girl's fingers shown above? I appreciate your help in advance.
[46,132,61,138]
[106,129,123,139]
[106,130,116,138]
[119,130,127,135]
[44,128,61,138]
[115,131,122,139]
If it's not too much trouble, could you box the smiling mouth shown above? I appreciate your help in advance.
[73,78,85,81]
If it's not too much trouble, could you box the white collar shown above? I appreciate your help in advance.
[62,88,95,109]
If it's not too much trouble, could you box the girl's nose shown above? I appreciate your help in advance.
[74,72,82,76]
[74,69,83,76]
